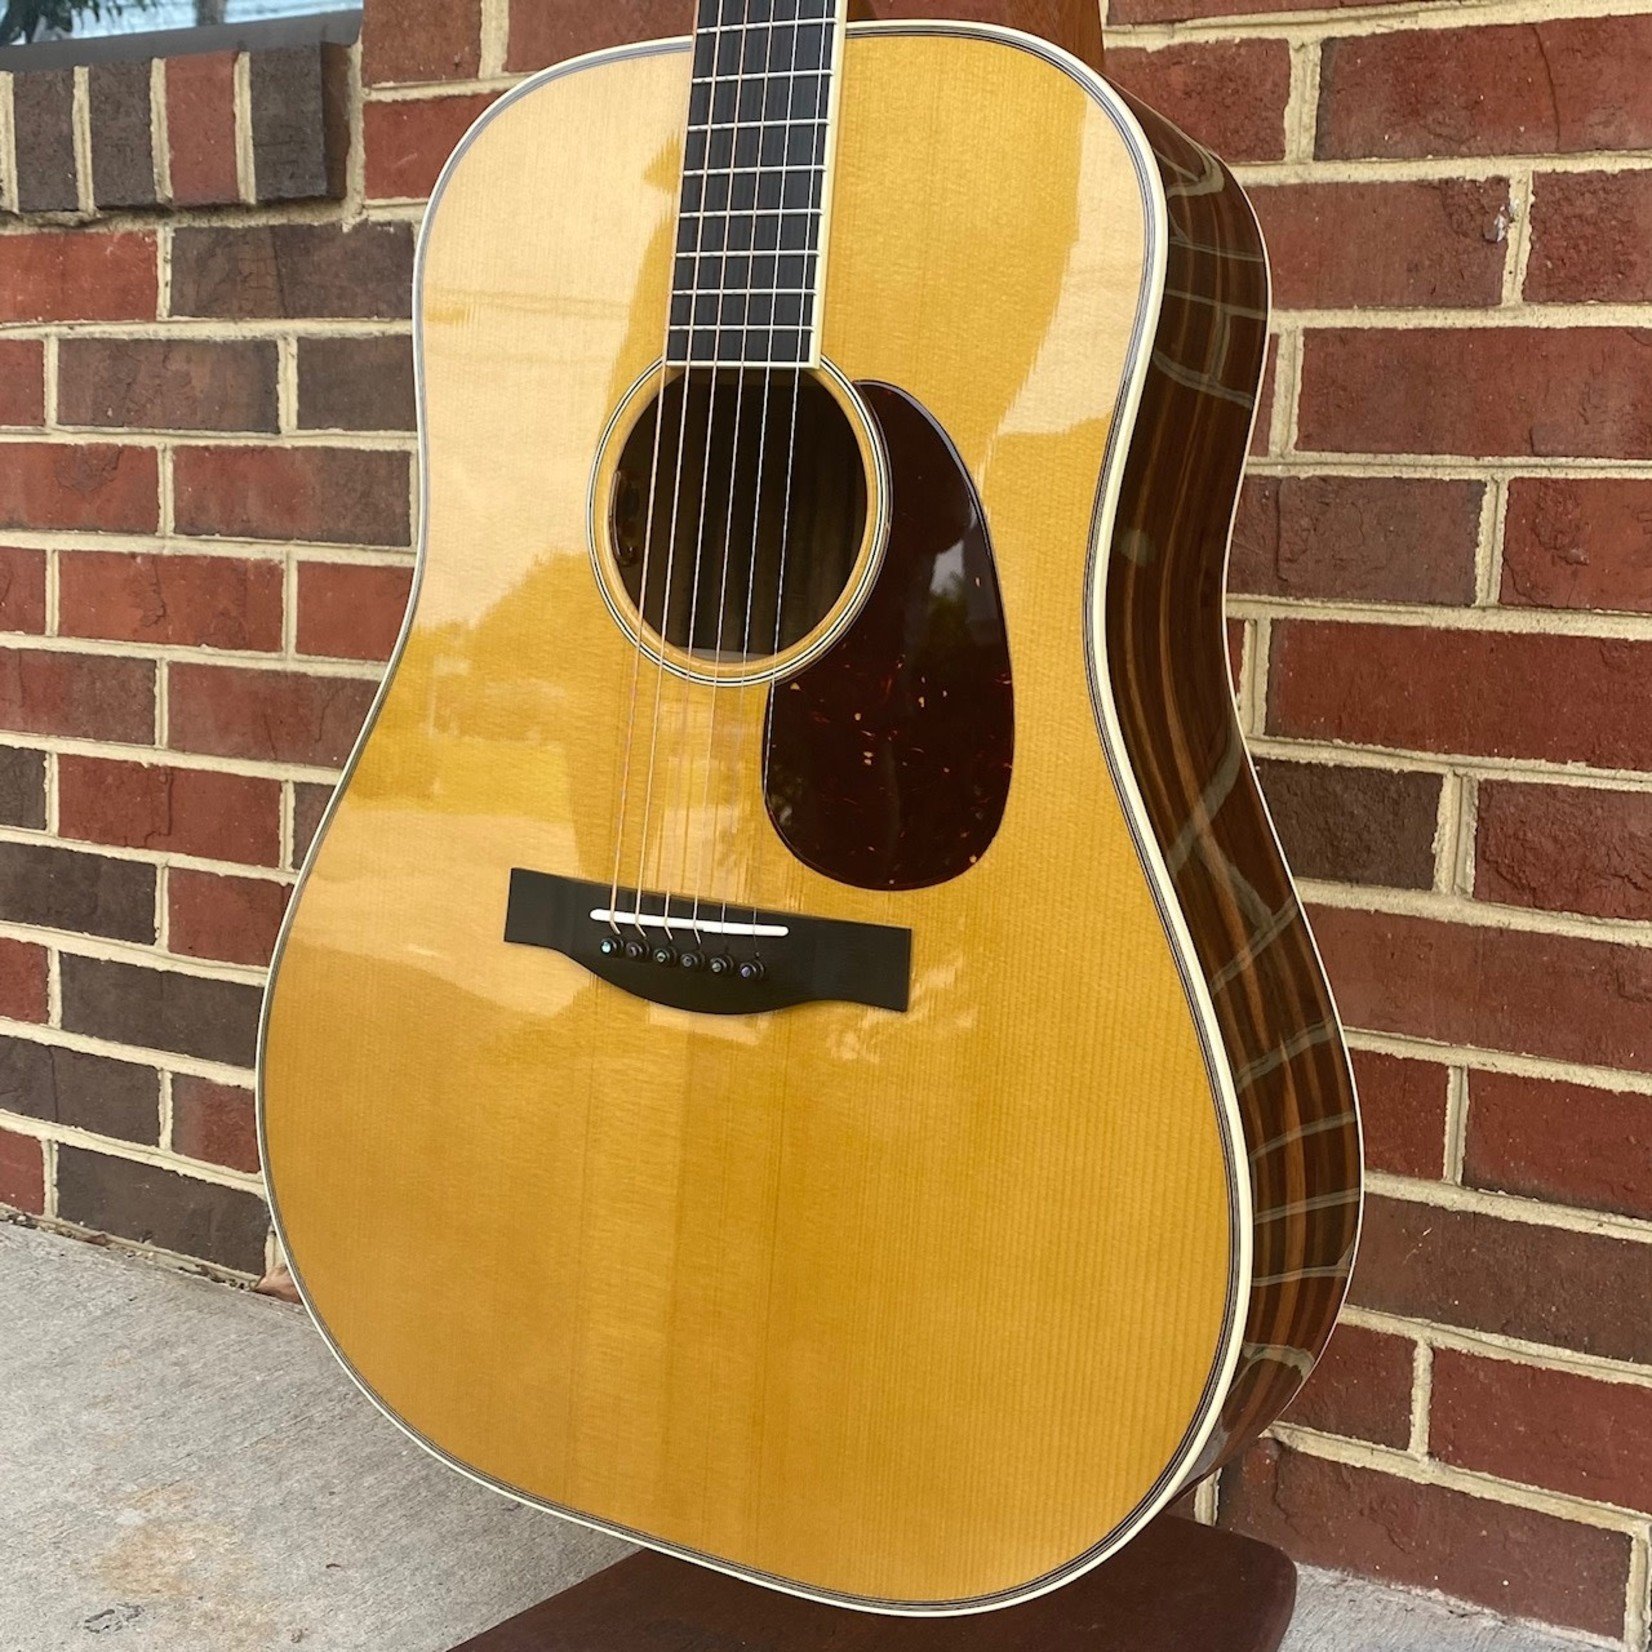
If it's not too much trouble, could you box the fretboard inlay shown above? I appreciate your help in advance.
[670,0,844,367]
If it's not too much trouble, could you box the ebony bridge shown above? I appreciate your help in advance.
[504,870,911,1014]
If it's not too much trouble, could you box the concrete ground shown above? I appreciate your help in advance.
[0,1223,1584,1652]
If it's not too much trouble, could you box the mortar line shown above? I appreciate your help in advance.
[1341,1305,1652,1387]
[70,65,93,217]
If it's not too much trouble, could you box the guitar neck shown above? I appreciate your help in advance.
[668,0,849,369]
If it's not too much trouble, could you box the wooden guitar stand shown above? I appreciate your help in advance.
[452,1516,1297,1651]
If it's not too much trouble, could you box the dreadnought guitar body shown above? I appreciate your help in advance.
[260,7,1361,1616]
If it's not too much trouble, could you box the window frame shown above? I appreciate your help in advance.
[0,5,359,69]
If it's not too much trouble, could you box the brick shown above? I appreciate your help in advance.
[169,869,290,966]
[1353,1191,1652,1367]
[1249,180,1508,311]
[365,0,482,84]
[1476,780,1652,924]
[12,69,77,214]
[1319,18,1652,161]
[1351,1049,1448,1181]
[1269,621,1652,772]
[1256,759,1439,890]
[0,1126,45,1215]
[1114,0,1422,16]
[56,1146,268,1274]
[291,781,333,865]
[1311,902,1652,1076]
[507,0,691,72]
[0,840,156,943]
[1221,1438,1630,1637]
[165,51,240,208]
[0,649,155,745]
[88,60,156,209]
[1280,1322,1414,1448]
[169,665,374,768]
[171,222,414,321]
[1108,40,1291,164]
[0,748,47,830]
[365,92,496,201]
[1527,170,1652,304]
[1433,1349,1652,1514]
[0,1038,159,1146]
[174,446,411,546]
[171,1077,259,1175]
[1299,328,1652,460]
[0,444,159,535]
[0,232,157,324]
[0,938,47,1023]
[58,338,279,435]
[59,757,281,868]
[296,562,413,661]
[1465,1070,1652,1225]
[0,547,47,635]
[297,335,416,432]
[249,45,347,203]
[59,552,284,653]
[0,339,45,426]
[61,955,261,1069]
[1234,474,1480,608]
[1503,478,1652,615]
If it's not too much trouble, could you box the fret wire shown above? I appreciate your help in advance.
[680,162,829,176]
[694,20,833,34]
[677,1,843,366]
[687,115,828,132]
[690,65,825,81]
[678,206,823,218]
[674,286,818,296]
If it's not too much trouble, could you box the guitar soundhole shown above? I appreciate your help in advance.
[610,369,868,662]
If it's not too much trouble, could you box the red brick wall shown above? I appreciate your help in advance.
[1101,1,1652,1642]
[3,2,1650,1641]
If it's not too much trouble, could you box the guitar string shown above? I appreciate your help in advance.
[705,0,813,948]
[683,0,771,950]
[751,2,833,955]
[604,31,702,943]
[629,0,749,946]
[667,0,763,951]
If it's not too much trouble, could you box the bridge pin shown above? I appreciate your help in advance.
[680,950,705,971]
[622,939,648,963]
[706,954,734,977]
[652,944,679,968]
[738,958,767,984]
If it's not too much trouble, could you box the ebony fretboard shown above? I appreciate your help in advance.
[668,0,844,368]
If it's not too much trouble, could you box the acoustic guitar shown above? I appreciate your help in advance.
[259,0,1362,1615]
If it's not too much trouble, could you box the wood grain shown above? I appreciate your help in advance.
[1104,98,1362,1471]
[455,1518,1294,1649]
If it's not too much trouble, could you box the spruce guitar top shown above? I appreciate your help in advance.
[259,1,1361,1615]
